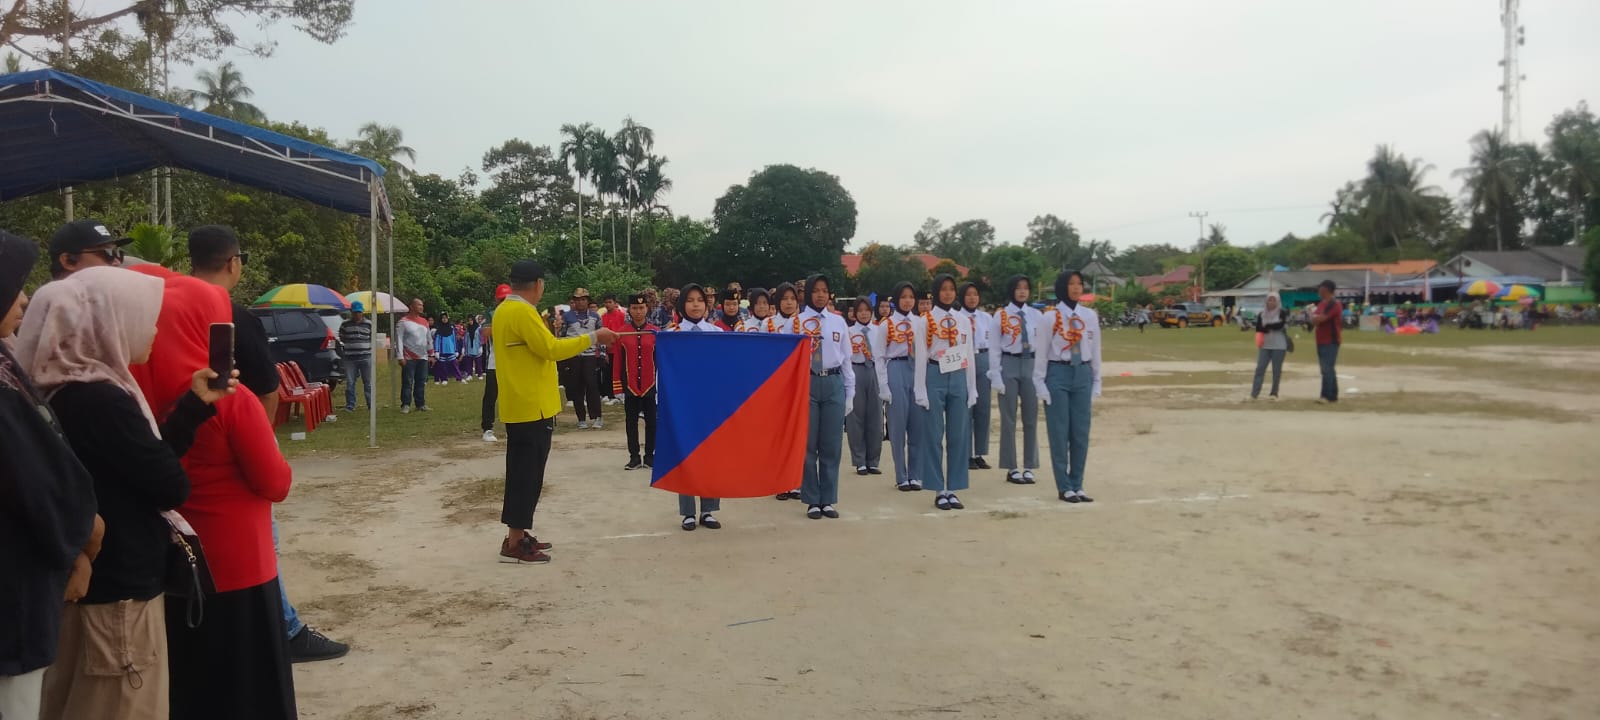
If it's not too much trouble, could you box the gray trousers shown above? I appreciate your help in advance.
[996,353,1039,470]
[846,363,883,469]
[920,363,972,493]
[1251,348,1286,398]
[802,373,846,506]
[885,358,922,484]
[678,495,721,517]
[969,350,992,457]
[1044,362,1093,493]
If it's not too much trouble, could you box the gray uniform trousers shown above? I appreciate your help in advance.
[996,352,1039,470]
[846,362,883,469]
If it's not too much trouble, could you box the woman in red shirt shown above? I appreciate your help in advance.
[128,268,297,720]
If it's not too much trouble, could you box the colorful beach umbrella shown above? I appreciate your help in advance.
[343,290,406,313]
[253,283,350,310]
[1462,280,1502,297]
[1495,284,1540,301]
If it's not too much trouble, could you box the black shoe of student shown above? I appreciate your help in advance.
[624,457,642,471]
[820,505,839,519]
[700,513,722,529]
[856,466,869,476]
[866,467,883,475]
[968,458,980,470]
[1076,493,1094,503]
[947,495,965,510]
[806,505,823,520]
[288,626,349,664]
[897,482,913,492]
[973,457,991,470]
[681,516,697,531]
[1063,493,1082,504]
[643,456,653,468]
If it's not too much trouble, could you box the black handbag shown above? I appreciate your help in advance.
[162,511,216,628]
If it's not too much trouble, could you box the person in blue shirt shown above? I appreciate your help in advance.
[431,312,465,384]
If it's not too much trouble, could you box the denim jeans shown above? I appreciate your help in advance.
[1251,349,1285,398]
[271,519,303,638]
[400,359,428,408]
[1317,343,1340,401]
[343,357,372,410]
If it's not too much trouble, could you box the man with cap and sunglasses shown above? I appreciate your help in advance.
[48,219,131,279]
[495,260,618,563]
[480,283,512,442]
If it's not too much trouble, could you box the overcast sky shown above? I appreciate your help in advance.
[208,0,1599,251]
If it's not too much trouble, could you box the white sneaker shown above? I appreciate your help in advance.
[482,430,497,442]
[576,420,589,429]
[591,418,604,429]
[401,406,412,414]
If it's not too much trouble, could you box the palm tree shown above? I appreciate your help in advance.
[559,122,599,264]
[351,122,417,177]
[187,62,265,122]
[1548,123,1600,245]
[1359,145,1442,252]
[1320,182,1359,231]
[1453,129,1525,252]
[588,131,621,261]
[616,116,655,260]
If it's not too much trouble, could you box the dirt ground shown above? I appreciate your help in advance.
[278,347,1600,720]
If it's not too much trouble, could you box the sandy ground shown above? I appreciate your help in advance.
[277,350,1600,720]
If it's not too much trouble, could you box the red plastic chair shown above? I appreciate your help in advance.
[274,363,323,432]
[285,362,331,420]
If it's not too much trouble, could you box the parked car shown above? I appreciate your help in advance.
[1158,302,1223,328]
[251,307,342,390]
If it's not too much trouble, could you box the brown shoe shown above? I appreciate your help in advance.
[499,536,551,564]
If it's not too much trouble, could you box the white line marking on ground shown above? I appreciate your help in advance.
[1130,493,1252,505]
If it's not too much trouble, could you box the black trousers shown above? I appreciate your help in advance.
[624,389,657,462]
[481,369,498,432]
[501,418,554,530]
[562,355,603,421]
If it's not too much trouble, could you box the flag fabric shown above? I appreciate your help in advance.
[650,331,811,498]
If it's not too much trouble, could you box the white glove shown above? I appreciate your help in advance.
[914,395,929,410]
[1036,384,1052,405]
[843,399,854,417]
[882,391,893,405]
[991,376,1006,395]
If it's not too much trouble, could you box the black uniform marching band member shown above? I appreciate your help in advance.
[912,274,978,510]
[766,283,804,501]
[713,285,744,331]
[917,290,933,316]
[666,284,724,529]
[992,275,1043,484]
[611,293,659,471]
[844,298,883,476]
[797,274,853,520]
[1033,270,1102,503]
[871,282,923,491]
[958,282,995,470]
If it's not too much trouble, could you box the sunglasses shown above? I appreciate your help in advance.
[76,246,125,264]
[234,251,250,266]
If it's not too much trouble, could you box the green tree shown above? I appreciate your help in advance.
[350,122,417,177]
[972,245,1048,303]
[1115,279,1154,307]
[185,62,264,122]
[1202,245,1255,290]
[616,116,656,260]
[853,243,931,298]
[480,139,575,232]
[1023,214,1083,270]
[1,1,354,61]
[1546,102,1600,245]
[706,164,856,288]
[1289,228,1374,267]
[1112,243,1186,277]
[922,219,994,267]
[1199,223,1229,251]
[545,259,654,308]
[912,218,943,250]
[649,217,714,290]
[1584,226,1600,293]
[1358,144,1443,252]
[1453,129,1528,252]
[558,122,599,261]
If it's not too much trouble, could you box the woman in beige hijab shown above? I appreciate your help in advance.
[16,266,234,720]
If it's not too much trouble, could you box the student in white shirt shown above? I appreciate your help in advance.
[958,282,996,471]
[871,282,923,491]
[913,274,978,510]
[1032,270,1103,503]
[764,283,805,501]
[739,288,772,332]
[798,274,853,520]
[666,284,724,530]
[991,275,1042,484]
[844,298,883,476]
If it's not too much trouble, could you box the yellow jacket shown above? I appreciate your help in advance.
[493,295,593,423]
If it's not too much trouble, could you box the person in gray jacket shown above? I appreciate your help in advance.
[1251,292,1289,401]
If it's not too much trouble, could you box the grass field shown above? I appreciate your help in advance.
[277,325,1600,458]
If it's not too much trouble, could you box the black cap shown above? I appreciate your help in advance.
[509,259,544,284]
[50,219,130,256]
[627,293,648,306]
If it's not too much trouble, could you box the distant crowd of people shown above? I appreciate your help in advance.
[3,221,348,720]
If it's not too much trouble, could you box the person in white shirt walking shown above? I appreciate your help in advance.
[1033,270,1102,503]
[958,282,995,471]
[992,275,1042,485]
[798,274,853,520]
[913,274,978,510]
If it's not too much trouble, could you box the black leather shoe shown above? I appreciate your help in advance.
[856,466,869,476]
[624,457,642,471]
[973,457,991,470]
[1076,493,1094,503]
[897,482,913,492]
[967,458,980,470]
[820,505,839,519]
[867,467,883,475]
[700,513,722,529]
[1006,470,1026,485]
[681,516,697,531]
[1059,492,1076,503]
[947,495,965,510]
[806,505,823,520]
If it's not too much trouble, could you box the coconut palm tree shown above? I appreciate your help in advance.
[559,122,598,264]
[588,131,622,261]
[616,116,655,260]
[187,62,265,122]
[1359,145,1442,252]
[1453,129,1526,252]
[1547,118,1600,245]
[351,122,417,177]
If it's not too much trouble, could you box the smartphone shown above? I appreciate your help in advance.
[208,323,235,391]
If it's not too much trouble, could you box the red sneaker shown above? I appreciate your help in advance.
[499,536,552,564]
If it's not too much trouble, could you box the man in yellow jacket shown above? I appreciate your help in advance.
[496,260,618,563]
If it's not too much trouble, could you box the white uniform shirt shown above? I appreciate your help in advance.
[870,310,918,402]
[1032,302,1103,400]
[847,323,876,365]
[670,317,722,333]
[911,306,978,409]
[798,306,856,408]
[762,313,801,335]
[992,303,1043,355]
[962,306,996,351]
[739,315,768,333]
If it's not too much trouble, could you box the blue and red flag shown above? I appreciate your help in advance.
[650,331,810,498]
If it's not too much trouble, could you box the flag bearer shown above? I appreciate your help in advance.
[844,298,883,476]
[912,274,977,510]
[666,284,724,530]
[871,282,922,491]
[765,283,804,500]
[798,274,853,520]
[1033,270,1102,504]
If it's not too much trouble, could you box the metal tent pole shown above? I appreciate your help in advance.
[369,180,379,449]
[388,192,397,413]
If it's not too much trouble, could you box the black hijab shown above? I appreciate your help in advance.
[957,282,982,313]
[677,283,708,323]
[772,283,800,319]
[847,298,873,327]
[746,287,771,318]
[1005,274,1031,309]
[0,231,36,320]
[803,273,830,313]
[891,281,917,314]
[1055,270,1084,311]
[930,274,957,311]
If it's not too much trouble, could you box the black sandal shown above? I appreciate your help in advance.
[681,516,697,531]
[700,513,722,529]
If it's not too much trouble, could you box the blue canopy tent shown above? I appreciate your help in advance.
[0,68,392,447]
